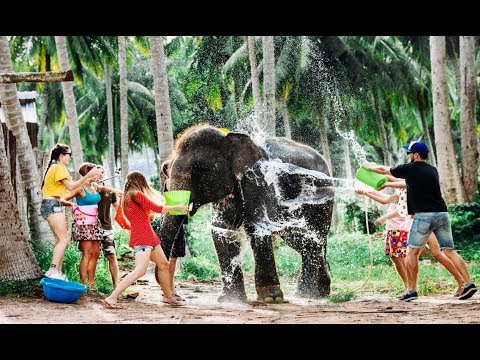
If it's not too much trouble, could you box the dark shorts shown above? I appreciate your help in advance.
[162,225,186,258]
[40,199,63,219]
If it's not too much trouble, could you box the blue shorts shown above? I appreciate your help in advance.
[133,244,159,254]
[408,212,455,250]
[40,199,64,219]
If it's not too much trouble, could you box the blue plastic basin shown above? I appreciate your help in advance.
[40,278,87,304]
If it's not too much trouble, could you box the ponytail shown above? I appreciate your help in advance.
[41,144,71,189]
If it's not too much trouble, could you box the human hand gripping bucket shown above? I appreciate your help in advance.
[355,167,387,190]
[163,190,191,215]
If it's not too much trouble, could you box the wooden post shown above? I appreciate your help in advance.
[0,70,73,83]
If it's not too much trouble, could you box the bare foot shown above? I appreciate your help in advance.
[454,285,464,297]
[172,292,185,301]
[102,298,124,309]
[162,296,184,307]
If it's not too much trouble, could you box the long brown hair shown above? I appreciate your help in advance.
[41,144,71,189]
[123,171,163,209]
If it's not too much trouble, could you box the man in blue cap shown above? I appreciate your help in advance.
[362,141,477,301]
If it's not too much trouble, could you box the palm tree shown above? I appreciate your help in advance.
[118,36,129,185]
[54,36,84,170]
[246,36,262,119]
[0,125,42,280]
[430,36,465,204]
[459,36,478,202]
[150,36,174,177]
[262,36,276,136]
[0,36,54,249]
[105,63,116,187]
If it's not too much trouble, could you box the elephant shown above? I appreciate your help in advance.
[159,124,334,303]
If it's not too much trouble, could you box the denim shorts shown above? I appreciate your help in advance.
[133,244,159,254]
[40,199,64,219]
[408,212,455,250]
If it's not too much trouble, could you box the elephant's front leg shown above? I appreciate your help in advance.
[249,234,284,303]
[211,227,247,302]
[297,239,330,297]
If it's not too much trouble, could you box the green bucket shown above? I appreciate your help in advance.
[355,167,387,190]
[163,190,191,215]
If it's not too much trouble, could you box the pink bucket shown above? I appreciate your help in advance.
[72,205,98,226]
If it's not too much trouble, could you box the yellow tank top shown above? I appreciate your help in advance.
[42,163,72,198]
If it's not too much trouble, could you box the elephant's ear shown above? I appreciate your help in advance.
[224,133,264,181]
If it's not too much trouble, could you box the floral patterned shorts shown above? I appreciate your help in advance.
[385,229,408,258]
[71,221,104,242]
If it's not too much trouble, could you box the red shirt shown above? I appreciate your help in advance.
[124,192,164,247]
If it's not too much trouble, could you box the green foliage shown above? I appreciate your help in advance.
[0,280,43,297]
[328,290,356,302]
[343,200,382,234]
[449,194,480,256]
[180,256,220,280]
[274,238,301,277]
[150,175,161,191]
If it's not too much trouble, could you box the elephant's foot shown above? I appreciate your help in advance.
[256,285,284,303]
[217,291,248,303]
[296,279,330,298]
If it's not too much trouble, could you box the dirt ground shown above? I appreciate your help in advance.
[1,266,479,324]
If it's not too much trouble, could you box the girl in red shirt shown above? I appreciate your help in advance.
[102,171,188,309]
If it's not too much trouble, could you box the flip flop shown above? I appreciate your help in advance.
[102,299,124,309]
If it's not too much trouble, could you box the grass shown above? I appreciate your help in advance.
[5,204,480,302]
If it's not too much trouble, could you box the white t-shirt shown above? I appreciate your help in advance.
[396,188,408,219]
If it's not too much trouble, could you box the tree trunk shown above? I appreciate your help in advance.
[118,36,129,186]
[54,36,83,170]
[459,36,478,202]
[262,36,276,136]
[317,113,337,232]
[105,63,116,189]
[48,127,55,149]
[246,36,262,120]
[0,123,42,280]
[430,36,465,204]
[417,93,437,167]
[150,36,174,186]
[37,82,49,150]
[0,36,54,249]
[282,99,291,139]
[372,84,391,165]
[37,53,51,150]
[318,113,332,173]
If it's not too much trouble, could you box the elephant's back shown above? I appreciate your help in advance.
[263,137,330,177]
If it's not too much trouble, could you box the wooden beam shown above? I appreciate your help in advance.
[0,70,73,83]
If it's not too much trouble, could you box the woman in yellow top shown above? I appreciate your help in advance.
[40,144,101,280]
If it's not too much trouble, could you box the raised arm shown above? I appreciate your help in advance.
[93,182,123,197]
[134,192,188,215]
[356,189,398,204]
[362,161,392,176]
[60,167,101,191]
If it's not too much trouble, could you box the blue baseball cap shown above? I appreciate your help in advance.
[402,141,429,154]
